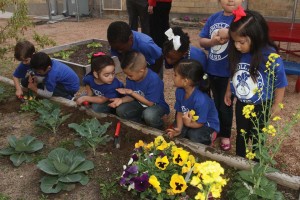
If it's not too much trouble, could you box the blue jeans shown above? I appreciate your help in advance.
[116,100,168,129]
[180,125,214,145]
[91,102,115,114]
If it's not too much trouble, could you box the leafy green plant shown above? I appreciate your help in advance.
[20,98,59,112]
[86,42,102,48]
[68,118,112,155]
[87,52,93,64]
[53,50,74,60]
[0,193,11,200]
[35,107,71,134]
[33,32,56,50]
[37,148,94,194]
[0,135,44,167]
[99,181,119,199]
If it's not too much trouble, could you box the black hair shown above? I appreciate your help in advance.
[30,52,52,71]
[121,51,146,71]
[91,54,114,73]
[107,21,132,44]
[229,10,278,81]
[175,59,210,93]
[163,27,190,55]
[14,40,35,61]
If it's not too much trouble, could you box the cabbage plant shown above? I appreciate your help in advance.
[0,135,44,166]
[37,148,94,194]
[68,118,112,155]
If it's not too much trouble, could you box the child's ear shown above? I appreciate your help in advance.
[93,71,99,78]
[129,34,133,43]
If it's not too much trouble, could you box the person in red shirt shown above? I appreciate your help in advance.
[148,0,172,48]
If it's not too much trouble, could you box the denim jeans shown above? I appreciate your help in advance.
[116,100,168,129]
[209,75,233,138]
[180,125,214,145]
[91,102,115,114]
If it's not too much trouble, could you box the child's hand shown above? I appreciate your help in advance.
[116,88,133,95]
[28,81,37,92]
[76,96,87,105]
[182,112,192,126]
[15,89,23,97]
[166,127,181,139]
[218,28,229,41]
[224,89,232,106]
[108,98,122,108]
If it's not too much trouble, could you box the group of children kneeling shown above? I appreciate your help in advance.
[12,7,288,160]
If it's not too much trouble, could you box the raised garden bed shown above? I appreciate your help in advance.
[42,39,121,85]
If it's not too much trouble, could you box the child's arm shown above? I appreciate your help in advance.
[116,88,154,107]
[13,76,23,97]
[76,85,108,105]
[271,87,285,116]
[108,96,134,108]
[224,79,232,106]
[182,112,204,129]
[199,28,229,48]
[166,112,184,138]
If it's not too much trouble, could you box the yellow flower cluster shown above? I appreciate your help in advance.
[189,109,199,121]
[262,125,277,136]
[191,161,227,198]
[265,53,280,70]
[242,105,256,119]
[246,149,256,160]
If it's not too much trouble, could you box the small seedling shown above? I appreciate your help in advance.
[87,42,102,48]
[53,50,74,60]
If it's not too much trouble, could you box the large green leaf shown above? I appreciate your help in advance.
[0,147,16,155]
[65,150,85,173]
[48,148,68,163]
[52,160,70,175]
[72,160,94,173]
[58,174,82,183]
[8,135,17,147]
[79,174,89,185]
[15,135,43,152]
[37,159,60,175]
[238,170,254,184]
[10,153,28,166]
[40,176,63,194]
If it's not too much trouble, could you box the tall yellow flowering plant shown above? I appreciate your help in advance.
[229,53,300,199]
[120,136,227,200]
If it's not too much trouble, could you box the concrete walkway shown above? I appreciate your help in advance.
[0,11,13,19]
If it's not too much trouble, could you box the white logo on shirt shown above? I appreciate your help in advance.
[209,23,229,61]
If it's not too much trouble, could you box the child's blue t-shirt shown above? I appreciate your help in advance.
[44,60,80,93]
[125,69,170,113]
[83,74,124,98]
[174,88,220,132]
[199,11,234,77]
[111,31,162,65]
[165,45,207,69]
[230,48,288,104]
[13,62,30,78]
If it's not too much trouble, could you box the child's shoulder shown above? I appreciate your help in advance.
[207,11,225,21]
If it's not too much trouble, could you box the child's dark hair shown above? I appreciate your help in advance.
[163,27,190,55]
[91,54,114,73]
[229,10,277,80]
[30,52,52,71]
[175,59,210,93]
[121,51,146,71]
[107,21,132,44]
[14,40,35,61]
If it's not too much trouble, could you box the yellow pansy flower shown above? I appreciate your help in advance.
[169,174,187,194]
[155,156,169,170]
[149,175,161,193]
[134,140,144,148]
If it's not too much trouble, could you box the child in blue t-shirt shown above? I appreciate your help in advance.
[76,53,124,113]
[199,0,244,151]
[12,40,36,98]
[166,59,220,145]
[107,21,163,78]
[108,51,170,129]
[224,10,288,158]
[163,27,207,70]
[28,52,80,100]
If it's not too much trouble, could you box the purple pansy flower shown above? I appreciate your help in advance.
[130,173,150,192]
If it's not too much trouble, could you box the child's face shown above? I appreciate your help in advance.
[93,65,115,84]
[34,66,51,76]
[110,36,133,54]
[123,67,146,82]
[219,0,243,16]
[231,32,251,53]
[165,50,185,65]
[173,69,186,88]
[21,58,31,65]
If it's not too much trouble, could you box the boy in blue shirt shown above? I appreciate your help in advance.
[13,40,36,98]
[108,51,170,129]
[107,21,163,78]
[27,52,80,100]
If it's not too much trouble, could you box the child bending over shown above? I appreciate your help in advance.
[76,52,124,113]
[167,59,219,145]
[109,51,170,129]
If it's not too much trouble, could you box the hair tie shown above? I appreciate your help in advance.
[93,52,106,57]
[165,28,181,51]
[232,6,246,22]
[203,73,208,80]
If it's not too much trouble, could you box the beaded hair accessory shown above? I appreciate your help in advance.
[165,28,181,50]
[232,6,246,22]
[203,73,208,80]
[93,52,106,57]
